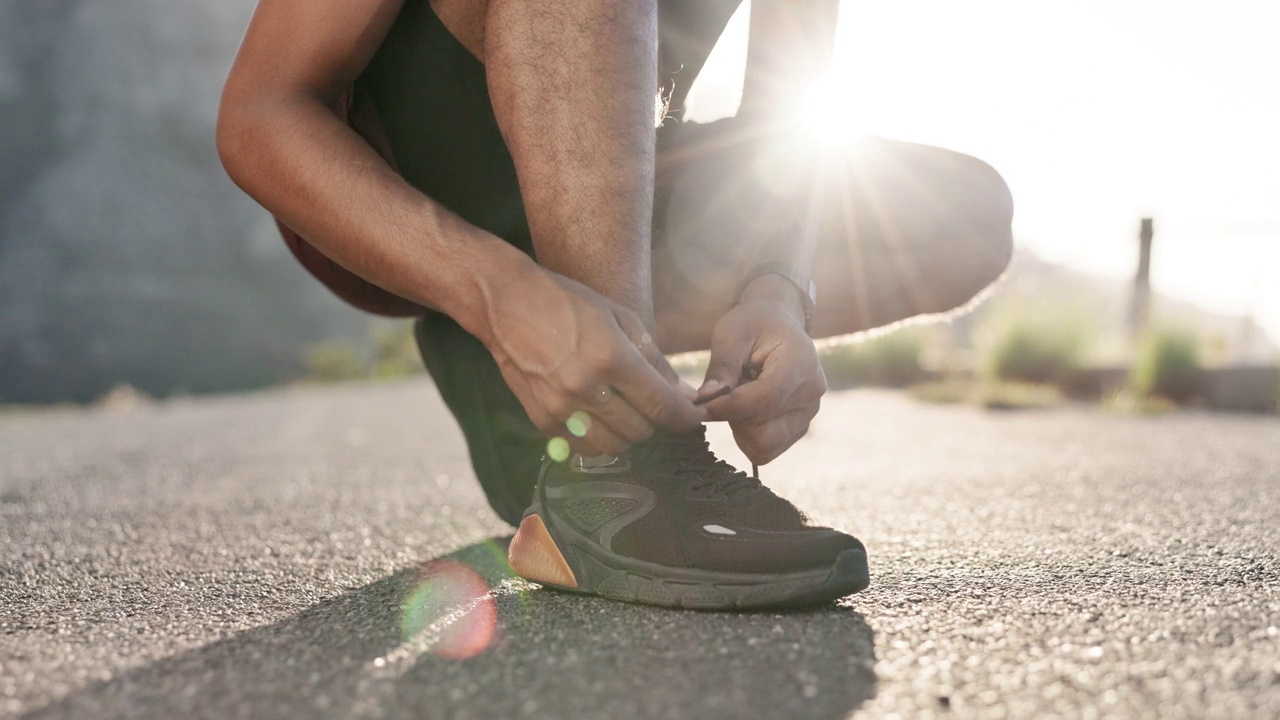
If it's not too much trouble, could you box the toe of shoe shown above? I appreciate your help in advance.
[796,528,865,569]
[692,527,865,575]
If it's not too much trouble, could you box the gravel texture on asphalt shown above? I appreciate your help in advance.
[2,379,1278,719]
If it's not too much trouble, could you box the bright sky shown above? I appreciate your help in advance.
[687,0,1280,346]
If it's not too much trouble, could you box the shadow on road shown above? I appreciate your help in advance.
[25,539,876,720]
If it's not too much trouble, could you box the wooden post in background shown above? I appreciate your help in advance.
[1129,217,1154,340]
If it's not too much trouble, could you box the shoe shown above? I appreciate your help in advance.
[414,314,544,527]
[508,427,870,610]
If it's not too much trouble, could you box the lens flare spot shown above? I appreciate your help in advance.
[565,411,591,438]
[547,437,571,462]
[400,560,497,660]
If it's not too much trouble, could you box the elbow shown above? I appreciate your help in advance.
[959,158,1015,298]
[934,158,1015,313]
[215,96,252,188]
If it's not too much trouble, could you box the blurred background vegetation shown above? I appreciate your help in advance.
[304,322,422,383]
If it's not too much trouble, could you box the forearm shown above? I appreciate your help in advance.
[217,94,535,345]
[740,0,840,119]
[734,0,839,315]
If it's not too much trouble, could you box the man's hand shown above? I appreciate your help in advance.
[483,267,704,457]
[696,275,826,466]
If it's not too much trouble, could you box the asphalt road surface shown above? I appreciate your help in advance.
[2,379,1278,719]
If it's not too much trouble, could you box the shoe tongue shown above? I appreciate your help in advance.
[649,426,708,444]
[647,427,762,499]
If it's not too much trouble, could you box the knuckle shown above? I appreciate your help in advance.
[562,369,594,396]
[648,401,674,427]
[546,396,574,421]
[813,369,829,396]
[618,418,654,443]
[588,427,626,455]
[595,344,626,373]
[582,353,608,376]
[797,381,823,405]
[644,344,667,369]
[803,401,820,424]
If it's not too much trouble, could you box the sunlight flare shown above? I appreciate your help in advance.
[789,73,867,150]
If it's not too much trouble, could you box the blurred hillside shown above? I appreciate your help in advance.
[972,252,1278,364]
[0,0,365,403]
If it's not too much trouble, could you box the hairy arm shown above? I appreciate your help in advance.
[698,0,842,462]
[734,0,841,314]
[740,0,841,119]
[216,0,536,345]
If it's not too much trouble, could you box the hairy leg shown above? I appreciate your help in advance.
[483,0,660,326]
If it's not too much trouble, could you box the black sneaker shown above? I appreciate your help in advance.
[414,313,543,527]
[508,427,870,609]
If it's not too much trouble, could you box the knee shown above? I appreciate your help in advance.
[951,155,1014,300]
[971,157,1014,267]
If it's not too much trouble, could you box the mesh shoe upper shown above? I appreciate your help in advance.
[540,427,863,575]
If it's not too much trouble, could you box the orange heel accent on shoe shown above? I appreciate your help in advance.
[509,515,578,589]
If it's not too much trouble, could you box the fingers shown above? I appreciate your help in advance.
[606,309,705,431]
[706,360,801,425]
[489,278,705,454]
[535,404,638,459]
[583,388,654,443]
[698,316,753,403]
[613,309,690,395]
[606,349,706,430]
[537,384,654,456]
[548,380,689,458]
[703,344,826,425]
[575,416,630,457]
[497,364,632,456]
[730,405,817,466]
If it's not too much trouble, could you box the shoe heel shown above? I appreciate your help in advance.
[509,514,578,589]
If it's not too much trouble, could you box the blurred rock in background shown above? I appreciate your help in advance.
[0,0,367,403]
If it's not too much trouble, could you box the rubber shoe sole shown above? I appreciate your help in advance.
[509,504,870,610]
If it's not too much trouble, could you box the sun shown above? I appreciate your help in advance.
[789,73,868,150]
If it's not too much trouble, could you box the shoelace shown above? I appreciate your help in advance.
[649,429,762,498]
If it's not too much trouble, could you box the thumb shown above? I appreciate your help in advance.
[698,328,751,402]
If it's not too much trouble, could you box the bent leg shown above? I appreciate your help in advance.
[652,121,1014,351]
[485,0,661,325]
